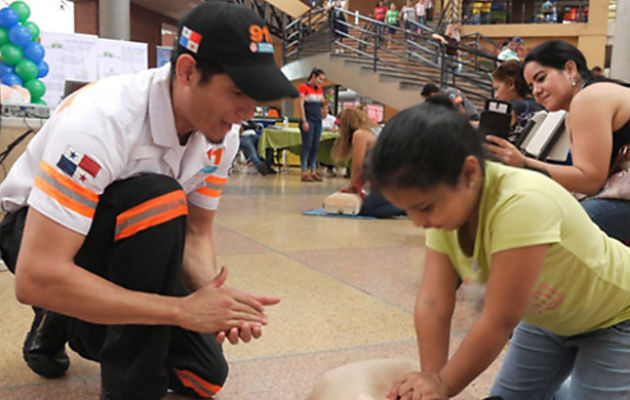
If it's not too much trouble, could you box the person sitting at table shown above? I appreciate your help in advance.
[239,120,277,175]
[332,108,405,218]
[298,68,326,182]
[321,100,338,132]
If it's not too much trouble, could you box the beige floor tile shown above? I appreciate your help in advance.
[219,253,415,361]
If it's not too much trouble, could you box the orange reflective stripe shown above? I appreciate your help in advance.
[40,161,99,202]
[195,187,222,198]
[34,176,95,218]
[116,190,185,225]
[114,190,188,241]
[174,369,221,398]
[205,175,227,185]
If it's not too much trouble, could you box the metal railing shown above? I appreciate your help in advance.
[286,7,497,102]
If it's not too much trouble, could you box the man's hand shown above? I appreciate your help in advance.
[301,120,310,132]
[178,266,281,338]
[386,371,449,400]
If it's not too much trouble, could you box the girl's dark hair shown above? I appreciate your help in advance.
[170,50,225,84]
[308,68,325,81]
[523,40,593,82]
[492,60,531,98]
[367,99,485,190]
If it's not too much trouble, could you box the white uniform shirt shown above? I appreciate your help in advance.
[0,64,238,235]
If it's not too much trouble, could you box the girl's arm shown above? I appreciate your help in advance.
[416,249,459,373]
[438,244,548,396]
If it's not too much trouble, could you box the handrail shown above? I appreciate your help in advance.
[284,6,496,102]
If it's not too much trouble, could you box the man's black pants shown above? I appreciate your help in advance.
[0,174,228,399]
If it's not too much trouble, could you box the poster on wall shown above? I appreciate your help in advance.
[97,38,148,79]
[156,46,172,68]
[39,32,148,109]
[39,32,99,108]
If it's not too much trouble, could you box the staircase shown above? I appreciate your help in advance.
[234,1,496,111]
[281,8,496,111]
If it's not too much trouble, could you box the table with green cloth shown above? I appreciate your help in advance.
[258,126,344,166]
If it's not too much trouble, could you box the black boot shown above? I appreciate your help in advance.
[23,307,70,378]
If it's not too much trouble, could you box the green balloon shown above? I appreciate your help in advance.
[0,27,8,47]
[24,78,46,101]
[0,43,23,65]
[15,59,37,81]
[32,98,47,106]
[10,1,31,23]
[23,21,39,41]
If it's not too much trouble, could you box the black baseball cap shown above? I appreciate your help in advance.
[176,1,298,101]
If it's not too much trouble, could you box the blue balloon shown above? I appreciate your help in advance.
[36,60,48,78]
[2,71,22,86]
[0,7,19,29]
[8,24,31,47]
[23,41,44,63]
[0,62,13,78]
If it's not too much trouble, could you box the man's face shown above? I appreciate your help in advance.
[182,71,256,144]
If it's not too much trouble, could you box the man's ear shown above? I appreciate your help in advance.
[174,54,197,87]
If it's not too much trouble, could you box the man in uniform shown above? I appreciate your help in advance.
[0,2,297,399]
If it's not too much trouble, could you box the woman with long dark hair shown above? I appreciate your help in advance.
[369,100,630,400]
[485,40,630,244]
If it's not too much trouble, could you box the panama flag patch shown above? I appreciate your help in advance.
[179,26,202,54]
[56,146,101,183]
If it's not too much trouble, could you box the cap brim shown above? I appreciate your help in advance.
[224,63,299,101]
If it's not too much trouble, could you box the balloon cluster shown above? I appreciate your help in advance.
[0,1,48,105]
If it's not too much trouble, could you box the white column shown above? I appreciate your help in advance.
[99,0,130,40]
[610,0,629,81]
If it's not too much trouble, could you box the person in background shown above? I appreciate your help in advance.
[591,65,604,77]
[415,0,426,29]
[0,2,291,399]
[239,120,277,175]
[321,100,338,131]
[491,59,543,144]
[373,0,388,44]
[385,2,401,49]
[372,99,630,400]
[327,0,348,53]
[421,83,479,121]
[432,21,462,82]
[332,108,405,218]
[497,37,522,63]
[401,0,416,40]
[484,40,630,244]
[298,68,326,182]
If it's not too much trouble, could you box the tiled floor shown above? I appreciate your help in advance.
[0,167,504,399]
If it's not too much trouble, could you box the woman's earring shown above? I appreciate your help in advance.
[571,79,577,87]
[469,180,474,188]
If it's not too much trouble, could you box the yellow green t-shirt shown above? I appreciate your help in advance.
[426,162,630,336]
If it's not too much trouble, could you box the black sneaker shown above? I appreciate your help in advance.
[255,163,268,175]
[23,308,70,378]
[265,164,278,175]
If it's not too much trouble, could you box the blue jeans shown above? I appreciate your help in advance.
[300,119,322,171]
[581,198,630,245]
[239,135,263,167]
[360,188,405,218]
[490,320,630,400]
